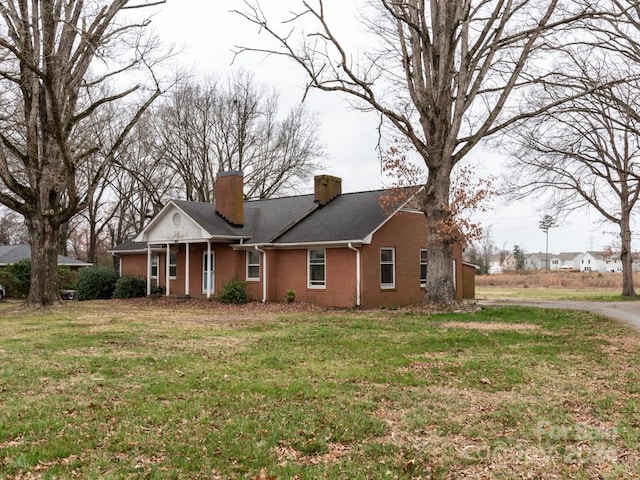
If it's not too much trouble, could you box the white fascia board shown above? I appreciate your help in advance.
[233,240,364,250]
[146,236,246,246]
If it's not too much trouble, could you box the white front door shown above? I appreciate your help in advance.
[203,251,215,294]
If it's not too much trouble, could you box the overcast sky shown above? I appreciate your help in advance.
[147,0,636,255]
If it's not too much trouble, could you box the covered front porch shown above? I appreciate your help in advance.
[144,242,212,298]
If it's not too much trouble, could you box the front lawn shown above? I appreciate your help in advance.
[0,300,638,478]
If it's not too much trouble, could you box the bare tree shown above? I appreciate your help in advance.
[235,0,600,304]
[480,227,496,275]
[0,207,28,244]
[148,72,324,202]
[0,0,168,305]
[506,82,640,296]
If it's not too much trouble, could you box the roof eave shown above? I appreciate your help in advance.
[234,240,365,250]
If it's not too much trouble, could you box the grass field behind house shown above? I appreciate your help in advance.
[476,271,640,301]
[0,299,639,479]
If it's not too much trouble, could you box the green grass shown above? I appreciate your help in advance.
[0,300,639,478]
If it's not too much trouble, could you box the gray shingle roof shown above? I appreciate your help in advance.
[109,239,149,253]
[272,189,397,244]
[113,186,419,250]
[0,244,92,266]
[171,200,248,238]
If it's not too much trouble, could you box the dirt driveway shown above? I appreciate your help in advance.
[481,300,640,331]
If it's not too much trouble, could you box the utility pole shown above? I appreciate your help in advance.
[539,215,558,270]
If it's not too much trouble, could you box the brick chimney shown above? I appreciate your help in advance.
[314,175,342,206]
[216,171,244,227]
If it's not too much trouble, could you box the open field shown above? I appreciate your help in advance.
[476,272,640,301]
[1,299,639,479]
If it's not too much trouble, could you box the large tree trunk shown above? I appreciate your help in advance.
[26,215,61,306]
[620,214,636,297]
[423,165,456,304]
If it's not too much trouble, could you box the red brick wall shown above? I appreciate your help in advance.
[117,210,468,305]
[361,211,427,307]
[269,248,358,308]
[121,254,148,278]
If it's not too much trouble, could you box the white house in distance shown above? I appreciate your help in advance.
[524,253,545,270]
[488,254,505,274]
[577,251,640,273]
[550,252,582,271]
[490,250,638,273]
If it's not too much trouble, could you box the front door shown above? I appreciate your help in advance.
[203,251,215,294]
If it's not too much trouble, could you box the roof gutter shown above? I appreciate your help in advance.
[233,240,364,250]
[348,242,361,307]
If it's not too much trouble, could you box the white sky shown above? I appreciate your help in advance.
[147,0,636,255]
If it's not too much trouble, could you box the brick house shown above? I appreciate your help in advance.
[111,172,474,308]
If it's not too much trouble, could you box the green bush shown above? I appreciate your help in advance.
[7,258,32,297]
[286,289,296,303]
[218,277,248,304]
[57,266,78,290]
[113,275,147,299]
[76,266,118,301]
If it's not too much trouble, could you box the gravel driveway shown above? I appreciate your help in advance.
[480,300,640,331]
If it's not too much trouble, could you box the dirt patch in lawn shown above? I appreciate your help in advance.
[439,321,541,331]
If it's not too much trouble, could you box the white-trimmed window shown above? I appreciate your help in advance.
[151,254,158,279]
[247,250,260,281]
[380,248,395,288]
[169,252,177,278]
[420,250,428,286]
[308,249,326,288]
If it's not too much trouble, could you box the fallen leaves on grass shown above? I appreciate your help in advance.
[274,442,351,467]
[439,321,541,331]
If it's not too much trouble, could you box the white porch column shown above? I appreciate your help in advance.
[146,244,152,296]
[206,241,212,299]
[185,243,190,296]
[165,244,171,296]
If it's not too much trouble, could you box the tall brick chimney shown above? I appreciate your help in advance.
[314,175,342,206]
[216,171,244,227]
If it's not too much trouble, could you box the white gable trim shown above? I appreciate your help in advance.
[362,188,426,244]
[134,201,245,243]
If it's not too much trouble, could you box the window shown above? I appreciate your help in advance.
[380,248,395,288]
[308,249,326,288]
[247,250,260,280]
[420,250,428,286]
[169,252,177,278]
[151,254,158,278]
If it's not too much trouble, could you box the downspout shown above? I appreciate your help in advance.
[348,243,361,307]
[255,245,267,303]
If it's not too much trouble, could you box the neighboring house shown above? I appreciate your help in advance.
[550,252,582,271]
[487,254,504,275]
[579,251,612,272]
[0,244,92,270]
[502,253,516,271]
[579,251,640,273]
[111,172,475,308]
[524,252,544,270]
